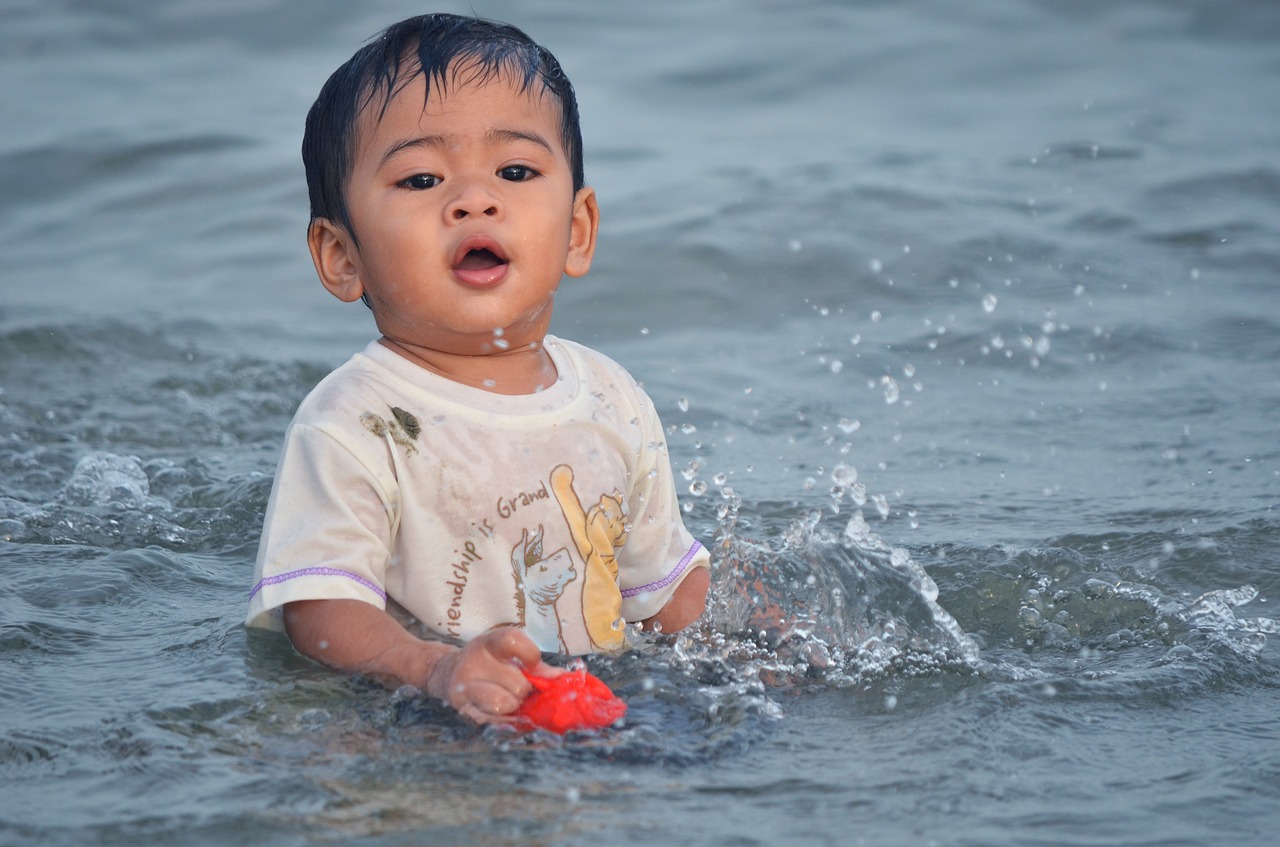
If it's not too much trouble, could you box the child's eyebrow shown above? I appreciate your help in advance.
[486,128,555,155]
[380,134,448,167]
[380,128,556,169]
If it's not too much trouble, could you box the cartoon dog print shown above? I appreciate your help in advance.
[509,525,575,653]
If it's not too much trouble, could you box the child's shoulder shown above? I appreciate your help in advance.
[547,335,660,428]
[548,335,640,390]
[291,341,415,424]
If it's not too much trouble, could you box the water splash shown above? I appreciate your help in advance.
[662,506,980,701]
[933,540,1278,663]
[1146,583,1275,656]
[62,452,151,508]
[4,448,269,552]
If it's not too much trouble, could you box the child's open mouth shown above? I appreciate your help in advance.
[456,248,504,271]
[452,239,509,286]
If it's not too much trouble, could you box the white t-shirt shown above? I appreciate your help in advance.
[246,336,708,655]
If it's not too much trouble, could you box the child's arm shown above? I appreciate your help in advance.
[283,598,549,724]
[640,566,710,634]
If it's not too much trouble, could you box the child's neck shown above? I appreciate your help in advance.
[378,336,558,395]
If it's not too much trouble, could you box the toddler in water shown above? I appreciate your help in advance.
[246,14,710,724]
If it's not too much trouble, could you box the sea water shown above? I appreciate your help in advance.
[2,1,1278,845]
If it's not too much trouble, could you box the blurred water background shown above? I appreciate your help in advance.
[2,1,1278,845]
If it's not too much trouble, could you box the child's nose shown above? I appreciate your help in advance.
[446,181,501,221]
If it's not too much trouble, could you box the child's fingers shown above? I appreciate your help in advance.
[452,632,538,710]
[457,701,511,726]
[453,678,525,723]
[485,627,544,669]
[525,661,566,679]
[441,630,560,724]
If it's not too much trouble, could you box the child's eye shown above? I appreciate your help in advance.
[400,173,440,190]
[499,165,539,182]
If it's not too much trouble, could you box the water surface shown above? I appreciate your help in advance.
[2,1,1278,845]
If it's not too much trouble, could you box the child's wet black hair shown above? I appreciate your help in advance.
[302,13,585,241]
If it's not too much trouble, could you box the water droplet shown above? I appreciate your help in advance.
[829,359,843,374]
[831,463,858,486]
[838,418,861,434]
[712,472,727,486]
[789,239,802,252]
[844,511,871,543]
[639,327,650,335]
[680,423,698,434]
[871,493,890,519]
[493,338,509,350]
[869,258,883,273]
[689,480,708,496]
[677,397,689,412]
[982,293,998,313]
[880,375,900,405]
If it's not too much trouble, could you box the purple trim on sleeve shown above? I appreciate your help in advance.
[620,540,704,598]
[248,567,386,602]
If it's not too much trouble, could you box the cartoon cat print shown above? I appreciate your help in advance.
[550,464,628,651]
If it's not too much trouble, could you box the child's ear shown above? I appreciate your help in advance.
[564,186,599,279]
[308,218,366,303]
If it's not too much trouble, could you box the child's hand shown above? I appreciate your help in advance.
[426,628,559,725]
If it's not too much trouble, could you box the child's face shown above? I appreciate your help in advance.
[311,66,597,361]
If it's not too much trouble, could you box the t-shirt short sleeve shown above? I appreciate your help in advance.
[245,421,397,631]
[609,369,711,622]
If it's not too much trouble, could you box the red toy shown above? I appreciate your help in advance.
[515,666,627,734]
